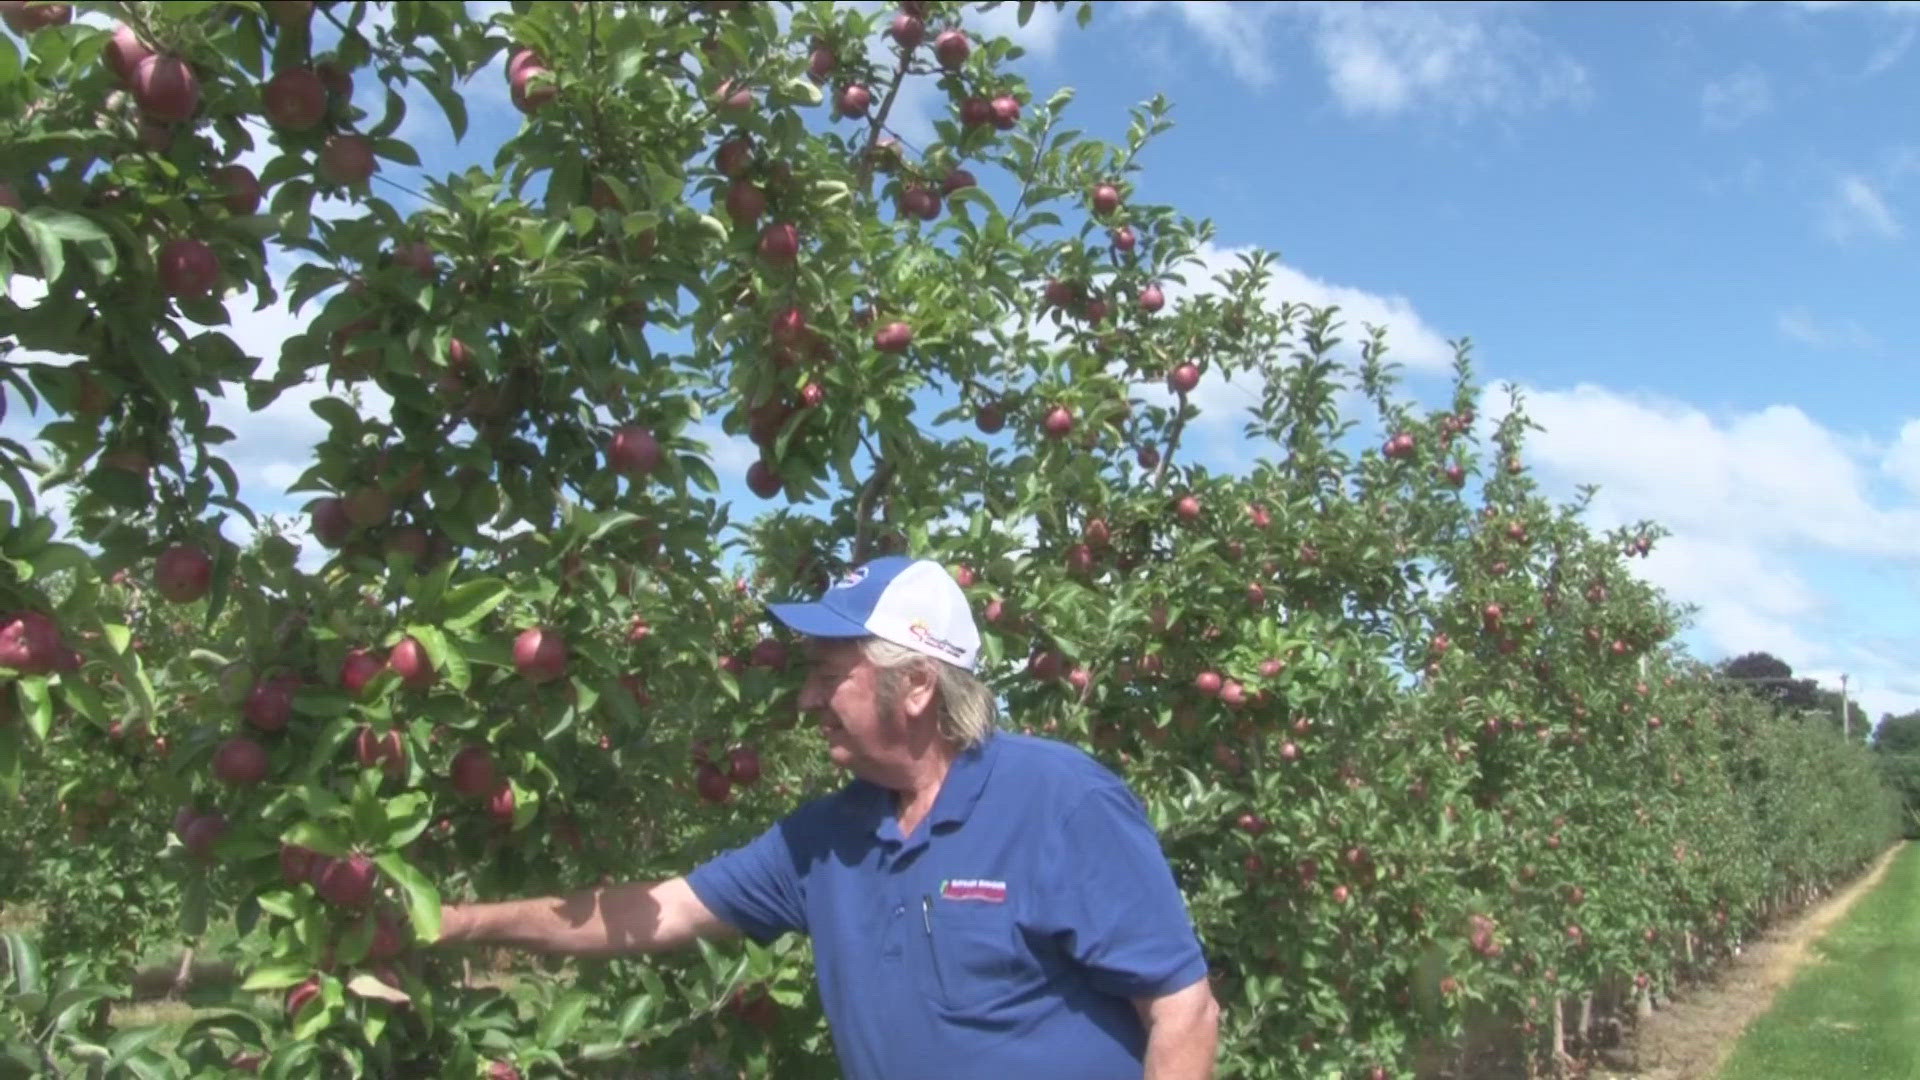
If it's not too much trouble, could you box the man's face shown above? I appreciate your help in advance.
[797,638,905,775]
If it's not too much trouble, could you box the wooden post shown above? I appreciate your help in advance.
[1552,994,1567,1078]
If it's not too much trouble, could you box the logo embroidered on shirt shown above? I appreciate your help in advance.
[940,878,1007,903]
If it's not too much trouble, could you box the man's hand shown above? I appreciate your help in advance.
[432,877,735,957]
[1134,975,1220,1080]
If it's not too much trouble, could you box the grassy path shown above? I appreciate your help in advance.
[1714,842,1920,1079]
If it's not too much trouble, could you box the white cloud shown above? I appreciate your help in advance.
[1701,66,1772,128]
[1297,1,1591,119]
[970,0,1069,60]
[1776,308,1879,349]
[1482,381,1920,720]
[1822,175,1902,241]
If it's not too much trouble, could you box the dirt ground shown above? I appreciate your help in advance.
[1589,842,1905,1080]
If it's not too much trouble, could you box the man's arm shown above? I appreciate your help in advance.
[1134,975,1220,1080]
[436,876,737,958]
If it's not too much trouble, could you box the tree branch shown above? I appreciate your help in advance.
[850,459,897,565]
[853,42,917,196]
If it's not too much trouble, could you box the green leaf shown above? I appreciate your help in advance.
[424,75,469,142]
[536,989,593,1049]
[3,932,40,995]
[441,578,509,630]
[374,138,420,168]
[241,964,314,993]
[18,215,62,283]
[374,853,441,945]
[283,820,352,857]
[18,677,50,740]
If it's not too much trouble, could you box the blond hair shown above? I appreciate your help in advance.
[862,638,998,749]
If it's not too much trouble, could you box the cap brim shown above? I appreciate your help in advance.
[766,601,871,639]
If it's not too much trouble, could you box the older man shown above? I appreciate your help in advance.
[436,556,1219,1079]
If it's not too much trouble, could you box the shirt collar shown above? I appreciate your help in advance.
[863,731,1000,842]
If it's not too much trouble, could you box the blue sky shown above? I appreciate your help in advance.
[7,1,1918,723]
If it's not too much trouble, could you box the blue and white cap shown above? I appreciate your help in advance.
[766,556,981,672]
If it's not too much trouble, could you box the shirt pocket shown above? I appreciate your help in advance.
[918,897,1025,1012]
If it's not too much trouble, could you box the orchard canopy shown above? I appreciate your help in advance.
[0,2,1900,1079]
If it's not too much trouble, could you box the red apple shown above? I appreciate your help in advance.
[1175,495,1201,521]
[1090,183,1121,215]
[695,763,732,804]
[715,135,754,178]
[975,402,1006,434]
[244,674,296,732]
[130,54,199,122]
[212,736,269,787]
[728,745,762,786]
[387,637,435,690]
[1111,225,1136,252]
[990,94,1021,129]
[873,321,912,353]
[512,626,567,683]
[157,238,220,298]
[311,497,352,548]
[941,168,977,195]
[154,543,213,603]
[769,304,807,344]
[1139,284,1165,313]
[934,29,969,69]
[1193,671,1223,696]
[808,46,836,82]
[960,96,994,128]
[262,67,328,130]
[487,782,515,826]
[607,425,662,476]
[511,63,556,113]
[181,812,228,861]
[724,179,765,223]
[213,164,262,215]
[837,84,872,118]
[1167,362,1200,393]
[312,852,376,908]
[317,134,376,186]
[890,13,924,48]
[104,24,154,84]
[1042,406,1074,439]
[280,843,316,885]
[746,459,782,498]
[449,745,496,799]
[758,222,800,264]
[355,724,406,777]
[343,485,390,528]
[339,648,383,697]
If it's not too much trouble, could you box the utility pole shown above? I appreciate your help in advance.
[1840,674,1850,741]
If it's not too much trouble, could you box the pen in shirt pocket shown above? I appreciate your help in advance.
[922,894,932,934]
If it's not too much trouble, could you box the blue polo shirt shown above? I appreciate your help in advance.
[685,731,1208,1079]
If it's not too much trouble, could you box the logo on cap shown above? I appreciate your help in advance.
[831,567,868,591]
[908,620,967,660]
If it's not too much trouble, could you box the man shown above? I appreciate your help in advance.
[436,556,1219,1078]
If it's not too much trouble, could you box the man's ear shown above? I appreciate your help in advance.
[900,657,940,721]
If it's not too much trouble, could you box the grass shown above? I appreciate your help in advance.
[1717,843,1920,1079]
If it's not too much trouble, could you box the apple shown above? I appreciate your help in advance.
[280,843,316,885]
[1082,297,1109,323]
[244,674,296,732]
[1278,741,1301,762]
[758,222,800,264]
[1137,444,1160,470]
[1193,671,1223,696]
[157,238,220,298]
[154,543,213,603]
[1111,225,1136,252]
[311,497,352,548]
[104,24,153,84]
[367,908,408,961]
[695,763,732,804]
[873,321,912,353]
[837,83,872,118]
[749,638,788,669]
[212,736,269,787]
[934,29,970,69]
[312,852,377,908]
[1139,284,1165,313]
[355,725,406,778]
[1167,362,1200,393]
[941,169,977,196]
[715,135,754,179]
[1175,494,1201,521]
[975,402,1006,434]
[487,783,515,826]
[1482,603,1503,630]
[262,67,328,129]
[770,304,808,344]
[1383,432,1415,459]
[960,97,994,128]
[800,381,825,408]
[990,94,1021,129]
[513,626,567,683]
[746,459,782,498]
[131,54,199,122]
[1027,650,1062,680]
[449,745,497,799]
[317,134,376,186]
[724,179,766,223]
[1237,813,1267,835]
[339,648,383,697]
[212,164,262,215]
[607,425,662,476]
[728,745,762,786]
[181,812,228,861]
[387,636,435,690]
[1065,544,1095,575]
[511,62,556,113]
[1,1,69,33]
[343,485,390,528]
[0,611,61,676]
[1443,463,1465,487]
[1042,406,1074,440]
[889,13,924,48]
[1090,183,1121,215]
[389,239,435,278]
[712,78,752,114]
[807,46,836,82]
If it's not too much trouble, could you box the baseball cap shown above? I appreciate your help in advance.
[766,556,981,672]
